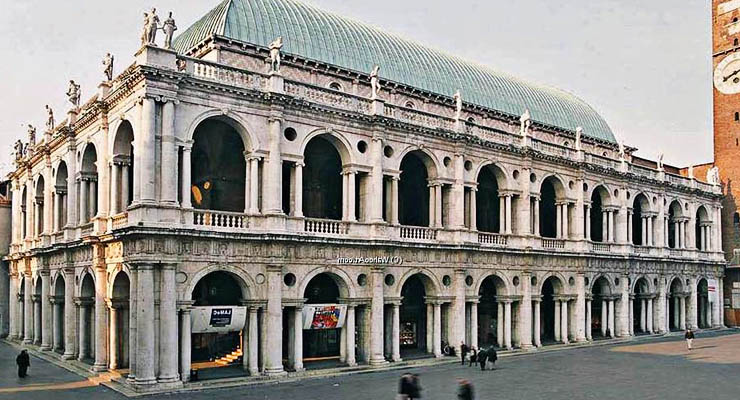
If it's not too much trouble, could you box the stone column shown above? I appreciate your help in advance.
[518,274,533,349]
[249,157,260,214]
[504,194,513,234]
[181,144,193,209]
[426,303,433,353]
[23,276,32,344]
[470,301,478,349]
[33,295,41,344]
[601,300,608,336]
[293,306,304,371]
[608,299,615,338]
[647,298,654,333]
[574,274,586,342]
[8,274,17,340]
[688,281,698,330]
[629,297,634,336]
[391,303,401,361]
[52,298,62,351]
[554,300,561,341]
[109,305,118,369]
[608,210,615,242]
[679,296,686,330]
[533,198,540,236]
[93,266,108,371]
[247,306,259,375]
[504,301,512,349]
[265,266,285,375]
[294,162,304,217]
[40,272,52,350]
[533,299,541,347]
[127,267,138,383]
[556,203,562,238]
[160,100,178,205]
[346,305,357,366]
[63,269,76,359]
[135,265,156,386]
[585,205,592,239]
[435,184,443,228]
[390,177,399,225]
[562,203,569,239]
[79,178,88,223]
[139,97,156,203]
[110,163,120,215]
[640,299,646,332]
[158,265,179,382]
[586,299,592,340]
[369,268,386,365]
[264,117,283,214]
[369,137,385,223]
[469,187,478,231]
[121,164,130,209]
[433,302,442,357]
[179,307,192,382]
[496,302,504,347]
[560,300,569,344]
[78,302,89,360]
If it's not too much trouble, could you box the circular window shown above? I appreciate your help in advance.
[513,170,520,179]
[602,152,608,157]
[329,82,342,91]
[513,276,520,286]
[530,173,537,183]
[442,275,452,287]
[357,140,367,153]
[613,189,619,197]
[568,277,575,286]
[465,276,474,287]
[584,277,590,286]
[583,183,588,192]
[283,127,297,141]
[255,273,266,285]
[284,273,296,287]
[384,145,394,158]
[568,181,574,190]
[464,160,473,171]
[614,278,620,286]
[531,276,537,286]
[384,274,395,286]
[443,156,452,167]
[357,274,368,287]
[405,101,415,109]
[563,141,570,147]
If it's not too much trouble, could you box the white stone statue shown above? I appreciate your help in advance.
[66,80,81,107]
[453,89,463,120]
[519,108,531,136]
[618,140,626,161]
[141,8,160,46]
[103,53,114,81]
[688,165,694,179]
[27,125,36,146]
[575,126,583,151]
[370,65,381,100]
[269,36,283,73]
[714,166,721,184]
[707,166,720,185]
[657,152,664,171]
[14,140,24,160]
[162,12,177,49]
[45,105,54,132]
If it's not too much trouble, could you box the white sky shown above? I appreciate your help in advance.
[0,0,713,175]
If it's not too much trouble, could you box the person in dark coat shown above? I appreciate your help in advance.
[487,346,498,370]
[16,350,30,378]
[468,347,477,367]
[457,378,474,400]
[398,373,412,399]
[478,348,488,370]
[685,329,695,350]
[460,341,468,365]
[409,374,421,399]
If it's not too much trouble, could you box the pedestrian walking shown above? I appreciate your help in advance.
[685,329,695,351]
[398,373,412,400]
[468,347,477,367]
[486,346,498,370]
[409,374,421,399]
[16,349,30,378]
[457,378,474,400]
[460,341,468,365]
[478,348,488,371]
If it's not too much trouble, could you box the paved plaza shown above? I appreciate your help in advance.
[0,330,738,400]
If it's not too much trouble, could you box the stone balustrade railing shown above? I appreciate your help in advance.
[383,103,456,131]
[80,223,93,237]
[193,210,248,229]
[541,238,565,249]
[111,213,128,230]
[630,164,659,180]
[191,58,266,91]
[469,124,518,146]
[478,232,508,246]
[530,139,575,159]
[591,242,611,253]
[399,226,437,241]
[304,218,349,235]
[666,173,691,187]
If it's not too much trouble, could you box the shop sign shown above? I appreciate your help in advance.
[302,304,347,330]
[191,306,247,333]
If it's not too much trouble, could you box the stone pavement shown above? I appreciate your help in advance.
[1,330,739,399]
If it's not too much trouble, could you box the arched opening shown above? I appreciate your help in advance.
[55,162,69,230]
[632,278,651,335]
[632,194,650,246]
[78,273,95,363]
[399,151,433,227]
[111,121,134,214]
[695,206,710,251]
[477,275,506,348]
[540,276,563,342]
[52,275,66,354]
[668,278,684,331]
[191,271,245,365]
[697,279,710,329]
[80,144,98,223]
[303,136,343,220]
[590,186,610,242]
[399,274,429,357]
[539,177,561,238]
[668,200,683,249]
[476,166,501,233]
[301,273,343,360]
[191,118,246,212]
[35,176,45,235]
[591,277,612,338]
[110,272,130,369]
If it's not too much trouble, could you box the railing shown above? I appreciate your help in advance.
[585,153,621,170]
[191,58,265,90]
[468,124,517,146]
[478,232,508,246]
[383,104,456,131]
[111,213,128,230]
[53,231,65,243]
[80,223,93,237]
[285,82,372,114]
[630,164,658,180]
[634,245,651,254]
[590,242,611,252]
[541,238,565,249]
[668,248,683,257]
[695,180,716,192]
[531,139,574,159]
[399,226,437,241]
[666,173,691,187]
[193,210,248,228]
[304,218,349,235]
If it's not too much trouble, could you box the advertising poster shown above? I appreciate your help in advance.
[302,304,347,330]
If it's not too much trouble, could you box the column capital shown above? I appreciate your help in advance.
[177,300,195,312]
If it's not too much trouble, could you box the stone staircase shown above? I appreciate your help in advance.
[214,347,243,366]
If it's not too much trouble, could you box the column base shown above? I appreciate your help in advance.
[575,338,588,343]
[134,377,158,387]
[369,357,389,367]
[91,363,108,372]
[292,367,305,373]
[157,375,182,384]
[264,367,287,377]
[22,338,33,344]
[345,361,357,367]
[40,344,52,351]
[62,352,76,360]
[520,343,535,351]
[391,356,402,362]
[248,368,259,376]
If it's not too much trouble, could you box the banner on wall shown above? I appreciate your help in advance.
[302,304,347,330]
[191,306,247,333]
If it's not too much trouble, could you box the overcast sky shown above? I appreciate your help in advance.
[0,0,713,175]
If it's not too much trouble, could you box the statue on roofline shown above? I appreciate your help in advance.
[141,8,160,46]
[66,80,81,107]
[370,65,381,100]
[269,36,283,73]
[519,108,531,136]
[45,105,54,132]
[453,89,462,120]
[657,152,664,171]
[27,125,36,147]
[575,126,583,151]
[103,53,114,81]
[162,12,177,49]
[14,140,24,161]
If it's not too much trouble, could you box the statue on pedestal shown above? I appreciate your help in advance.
[618,140,626,161]
[519,108,531,136]
[453,89,462,120]
[14,140,24,161]
[162,12,177,49]
[269,37,283,73]
[707,166,720,185]
[27,125,36,147]
[688,165,694,179]
[141,8,160,46]
[66,80,81,107]
[657,152,664,171]
[370,65,381,100]
[45,105,55,132]
[103,53,114,81]
[575,127,583,151]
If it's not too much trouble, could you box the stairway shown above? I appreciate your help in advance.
[214,347,243,366]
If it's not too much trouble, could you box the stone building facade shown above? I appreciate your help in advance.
[4,0,725,391]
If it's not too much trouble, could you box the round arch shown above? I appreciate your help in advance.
[474,272,511,296]
[589,184,613,207]
[535,272,567,295]
[78,271,96,298]
[395,146,441,179]
[185,109,259,152]
[300,128,355,167]
[474,161,509,190]
[80,142,98,173]
[107,266,132,300]
[632,192,651,212]
[297,266,356,299]
[589,275,614,295]
[394,268,442,298]
[538,174,567,200]
[631,276,653,294]
[183,265,254,302]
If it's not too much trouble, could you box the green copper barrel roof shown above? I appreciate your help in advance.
[174,0,616,143]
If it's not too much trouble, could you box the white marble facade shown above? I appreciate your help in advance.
[4,43,725,391]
